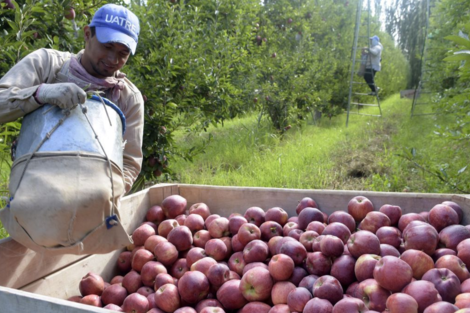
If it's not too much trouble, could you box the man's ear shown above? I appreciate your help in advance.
[83,25,91,41]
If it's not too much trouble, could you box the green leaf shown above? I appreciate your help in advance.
[444,35,470,49]
[444,54,470,62]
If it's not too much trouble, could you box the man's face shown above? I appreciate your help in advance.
[81,26,131,78]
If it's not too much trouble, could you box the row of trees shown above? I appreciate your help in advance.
[0,0,408,191]
[384,0,470,192]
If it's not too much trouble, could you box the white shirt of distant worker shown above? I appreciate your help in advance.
[0,4,144,193]
[362,35,383,95]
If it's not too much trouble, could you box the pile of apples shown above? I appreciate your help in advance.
[69,194,470,313]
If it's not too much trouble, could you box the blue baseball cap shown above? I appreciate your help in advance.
[90,4,140,54]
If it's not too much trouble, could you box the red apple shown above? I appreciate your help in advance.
[423,301,459,313]
[242,261,269,275]
[238,223,261,245]
[322,222,351,244]
[175,214,187,225]
[244,206,266,227]
[299,275,319,292]
[243,239,269,264]
[190,257,218,276]
[79,294,102,307]
[132,249,154,272]
[331,254,356,288]
[296,197,318,215]
[358,211,391,234]
[158,219,179,238]
[440,225,470,250]
[216,280,247,310]
[101,284,127,306]
[442,201,464,223]
[433,248,456,262]
[328,211,356,233]
[144,235,167,253]
[283,222,300,236]
[170,258,189,279]
[176,307,198,313]
[455,293,470,309]
[268,304,291,313]
[289,266,308,286]
[373,255,413,292]
[320,235,344,258]
[122,293,149,313]
[141,261,167,287]
[193,229,211,248]
[376,226,402,248]
[268,253,295,281]
[287,228,304,240]
[347,196,374,223]
[122,270,143,294]
[154,273,176,290]
[422,268,461,303]
[208,217,230,238]
[154,283,180,312]
[355,254,381,282]
[154,241,178,266]
[195,299,223,313]
[228,251,246,276]
[435,255,470,282]
[161,195,187,219]
[402,280,442,313]
[178,270,210,304]
[146,205,165,224]
[79,272,105,296]
[133,224,157,247]
[313,275,343,305]
[239,267,273,301]
[333,297,368,313]
[398,213,426,232]
[357,278,391,312]
[458,239,470,269]
[238,301,271,313]
[231,234,245,252]
[306,221,326,234]
[205,214,221,229]
[299,231,319,251]
[303,297,334,313]
[380,243,400,257]
[400,249,435,280]
[385,292,419,313]
[260,221,283,241]
[207,263,230,287]
[429,204,459,232]
[305,251,332,276]
[298,207,324,230]
[265,207,289,226]
[287,287,313,312]
[279,239,307,265]
[229,216,247,235]
[205,238,228,261]
[271,281,297,305]
[379,204,402,226]
[64,7,76,20]
[347,230,381,259]
[103,304,123,311]
[186,247,206,268]
[188,202,210,220]
[110,275,124,285]
[117,251,133,273]
[184,214,205,233]
[402,222,439,255]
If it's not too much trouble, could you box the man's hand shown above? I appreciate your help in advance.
[36,83,87,109]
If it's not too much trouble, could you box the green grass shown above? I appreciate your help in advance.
[170,93,469,194]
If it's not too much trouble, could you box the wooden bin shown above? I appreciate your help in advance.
[1,183,470,312]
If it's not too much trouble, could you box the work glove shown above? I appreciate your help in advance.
[35,83,87,109]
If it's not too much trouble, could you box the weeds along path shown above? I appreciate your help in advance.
[172,94,460,193]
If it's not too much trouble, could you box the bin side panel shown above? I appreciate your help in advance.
[0,286,114,313]
[0,238,87,289]
[20,250,121,298]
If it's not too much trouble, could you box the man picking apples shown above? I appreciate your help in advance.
[0,3,144,194]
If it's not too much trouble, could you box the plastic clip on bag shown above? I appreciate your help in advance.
[0,95,133,255]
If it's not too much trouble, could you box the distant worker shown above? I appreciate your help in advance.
[362,35,383,95]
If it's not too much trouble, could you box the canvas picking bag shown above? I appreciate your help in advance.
[0,95,133,255]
